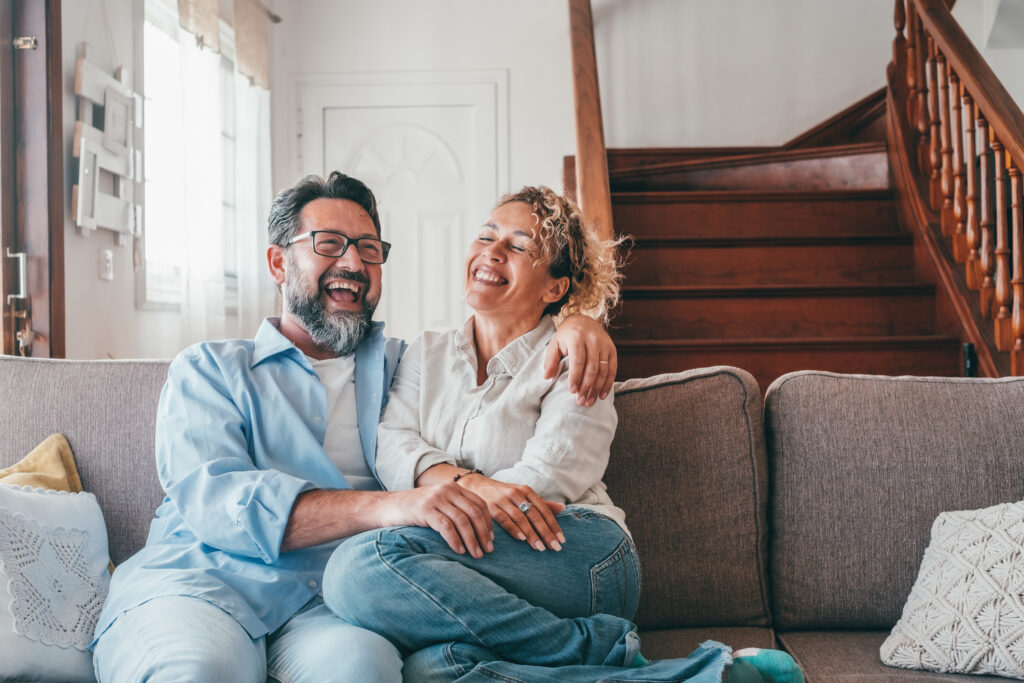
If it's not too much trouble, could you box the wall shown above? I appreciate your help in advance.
[953,0,1024,107]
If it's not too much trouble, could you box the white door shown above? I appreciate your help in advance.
[299,73,509,343]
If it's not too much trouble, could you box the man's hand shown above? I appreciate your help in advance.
[380,483,495,559]
[545,314,617,406]
[458,476,566,552]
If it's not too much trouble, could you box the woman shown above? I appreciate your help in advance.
[323,187,801,683]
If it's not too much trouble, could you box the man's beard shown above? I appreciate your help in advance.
[284,255,378,357]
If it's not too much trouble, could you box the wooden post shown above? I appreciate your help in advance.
[915,12,930,171]
[568,0,613,241]
[964,93,980,288]
[979,115,996,317]
[904,3,917,126]
[949,71,967,261]
[937,54,954,235]
[1010,163,1024,374]
[994,139,1014,349]
[927,41,942,209]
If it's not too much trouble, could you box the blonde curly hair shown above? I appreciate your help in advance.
[496,186,622,323]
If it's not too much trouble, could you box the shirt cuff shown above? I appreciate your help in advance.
[231,469,314,564]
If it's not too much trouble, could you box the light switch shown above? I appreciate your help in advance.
[99,248,114,281]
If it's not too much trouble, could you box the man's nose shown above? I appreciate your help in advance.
[334,243,365,269]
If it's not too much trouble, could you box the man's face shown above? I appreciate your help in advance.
[279,198,383,356]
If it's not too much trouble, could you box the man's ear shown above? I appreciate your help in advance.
[542,276,571,305]
[267,244,287,286]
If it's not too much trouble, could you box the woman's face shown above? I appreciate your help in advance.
[464,201,569,322]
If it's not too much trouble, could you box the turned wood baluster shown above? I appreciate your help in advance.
[979,115,996,316]
[1011,164,1024,375]
[937,54,955,236]
[916,14,930,171]
[994,139,1014,349]
[926,40,943,209]
[904,2,917,126]
[949,71,967,261]
[964,93,981,289]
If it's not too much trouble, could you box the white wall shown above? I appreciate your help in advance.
[953,0,1024,107]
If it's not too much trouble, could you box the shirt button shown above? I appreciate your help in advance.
[308,579,318,588]
[313,416,322,423]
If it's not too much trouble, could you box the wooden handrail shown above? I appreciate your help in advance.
[893,0,1024,374]
[567,0,614,241]
[913,0,1024,166]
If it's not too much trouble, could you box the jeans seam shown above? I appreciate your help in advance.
[374,531,489,650]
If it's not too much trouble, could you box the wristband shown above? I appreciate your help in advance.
[453,468,483,483]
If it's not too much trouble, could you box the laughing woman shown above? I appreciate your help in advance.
[323,187,802,683]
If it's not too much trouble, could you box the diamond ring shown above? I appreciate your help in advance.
[518,501,533,514]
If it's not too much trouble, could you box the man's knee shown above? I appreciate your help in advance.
[93,597,264,683]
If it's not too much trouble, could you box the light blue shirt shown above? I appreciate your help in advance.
[93,318,405,643]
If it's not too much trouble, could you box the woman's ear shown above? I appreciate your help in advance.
[267,244,287,286]
[542,276,571,305]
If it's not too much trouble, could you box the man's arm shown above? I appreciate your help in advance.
[545,314,617,407]
[280,483,494,558]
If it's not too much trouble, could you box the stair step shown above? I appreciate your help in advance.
[623,235,916,287]
[614,285,937,339]
[613,190,899,239]
[611,143,889,193]
[616,335,963,388]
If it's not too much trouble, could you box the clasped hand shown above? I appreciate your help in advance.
[391,476,564,559]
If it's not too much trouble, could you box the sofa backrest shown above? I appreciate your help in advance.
[607,366,771,630]
[765,371,1024,631]
[0,356,169,564]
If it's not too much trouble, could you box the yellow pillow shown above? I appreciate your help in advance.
[0,434,83,492]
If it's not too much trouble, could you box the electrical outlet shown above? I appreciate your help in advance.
[99,249,114,281]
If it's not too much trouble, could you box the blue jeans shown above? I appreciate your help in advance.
[92,595,403,682]
[325,506,730,681]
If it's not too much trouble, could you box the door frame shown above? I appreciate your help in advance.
[1,0,65,357]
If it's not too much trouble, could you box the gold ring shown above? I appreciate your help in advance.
[598,361,609,365]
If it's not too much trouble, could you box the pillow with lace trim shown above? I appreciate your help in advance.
[880,501,1024,678]
[0,483,111,682]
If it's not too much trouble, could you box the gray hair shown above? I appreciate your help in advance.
[267,171,382,246]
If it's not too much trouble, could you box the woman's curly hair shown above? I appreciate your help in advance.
[497,186,623,323]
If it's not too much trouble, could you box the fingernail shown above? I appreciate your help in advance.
[588,397,596,407]
[518,533,527,541]
[570,384,578,394]
[558,533,566,543]
[533,541,545,551]
[486,541,494,552]
[600,392,609,400]
[551,541,562,551]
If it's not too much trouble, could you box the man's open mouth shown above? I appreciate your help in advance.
[323,279,362,303]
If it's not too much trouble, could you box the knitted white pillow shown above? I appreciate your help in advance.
[881,501,1024,678]
[0,483,111,682]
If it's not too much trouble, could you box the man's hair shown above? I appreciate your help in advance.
[267,172,382,246]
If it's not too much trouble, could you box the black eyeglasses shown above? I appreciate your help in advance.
[286,230,392,264]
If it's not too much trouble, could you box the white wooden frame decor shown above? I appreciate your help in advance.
[72,44,143,246]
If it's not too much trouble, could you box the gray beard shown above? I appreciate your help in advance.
[284,279,375,358]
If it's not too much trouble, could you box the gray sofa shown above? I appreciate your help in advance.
[2,355,1023,682]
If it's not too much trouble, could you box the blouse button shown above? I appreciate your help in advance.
[313,416,322,424]
[308,579,318,588]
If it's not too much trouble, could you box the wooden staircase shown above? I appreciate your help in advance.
[568,98,964,388]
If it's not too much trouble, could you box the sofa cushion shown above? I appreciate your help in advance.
[640,627,776,660]
[608,366,771,630]
[0,357,170,564]
[778,631,1018,682]
[765,372,1024,631]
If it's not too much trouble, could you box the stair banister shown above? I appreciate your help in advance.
[567,0,614,241]
[892,0,1024,374]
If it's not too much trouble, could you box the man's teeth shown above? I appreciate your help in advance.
[325,281,360,293]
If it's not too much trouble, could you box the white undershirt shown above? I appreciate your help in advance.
[309,355,376,490]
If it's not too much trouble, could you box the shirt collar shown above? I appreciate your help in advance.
[455,315,556,378]
[251,317,386,369]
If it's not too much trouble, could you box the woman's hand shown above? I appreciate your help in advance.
[458,475,566,552]
[545,314,617,407]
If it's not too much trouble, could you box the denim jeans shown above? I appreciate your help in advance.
[92,594,403,682]
[325,506,730,681]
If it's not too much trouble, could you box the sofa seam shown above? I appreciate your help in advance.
[614,367,755,398]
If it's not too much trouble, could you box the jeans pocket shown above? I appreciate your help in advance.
[590,537,642,619]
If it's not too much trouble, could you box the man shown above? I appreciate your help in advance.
[91,172,617,682]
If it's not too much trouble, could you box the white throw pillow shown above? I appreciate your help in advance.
[0,483,111,682]
[881,501,1024,678]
